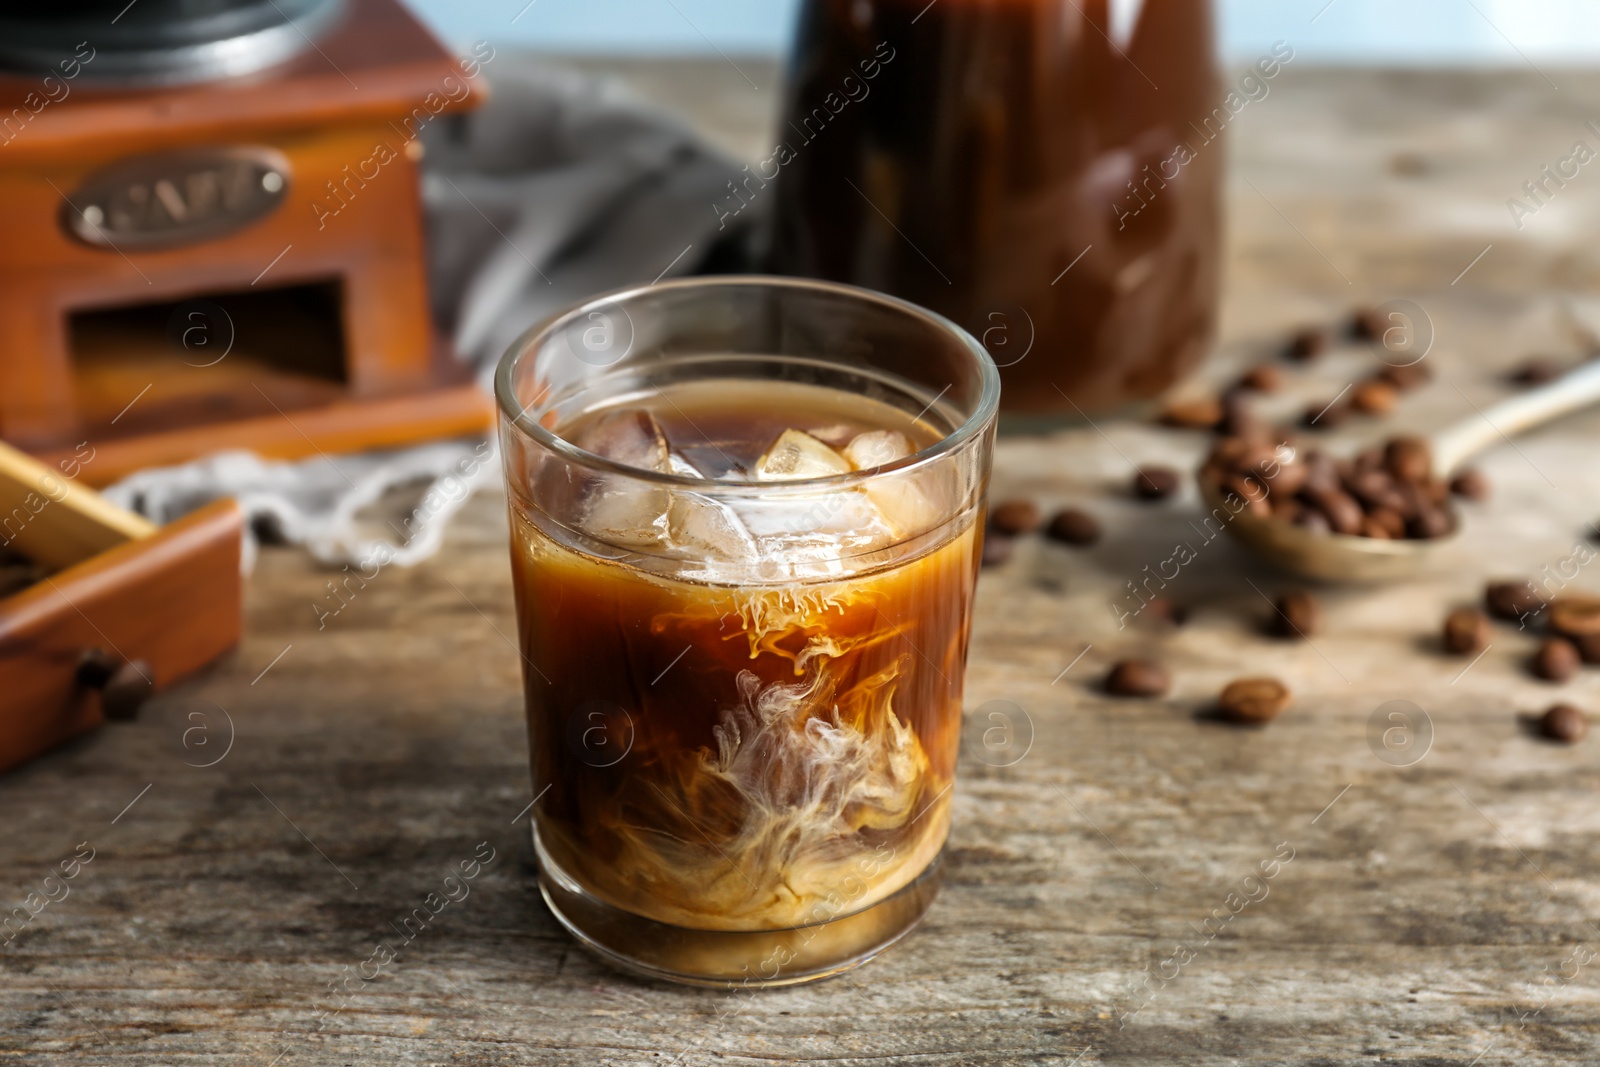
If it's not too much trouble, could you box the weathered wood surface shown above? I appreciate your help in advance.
[7,60,1600,1065]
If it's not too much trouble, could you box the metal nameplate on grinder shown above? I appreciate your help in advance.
[61,147,289,251]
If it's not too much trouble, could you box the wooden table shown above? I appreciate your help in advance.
[6,60,1600,1065]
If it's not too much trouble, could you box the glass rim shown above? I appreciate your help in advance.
[493,275,1001,494]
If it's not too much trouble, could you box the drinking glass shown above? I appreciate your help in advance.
[495,276,998,986]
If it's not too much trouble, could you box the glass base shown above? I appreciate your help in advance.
[534,828,945,988]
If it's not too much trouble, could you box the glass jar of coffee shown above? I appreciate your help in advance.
[768,0,1227,419]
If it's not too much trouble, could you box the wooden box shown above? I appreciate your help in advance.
[0,441,242,773]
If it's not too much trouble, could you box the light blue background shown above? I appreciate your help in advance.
[406,0,1600,62]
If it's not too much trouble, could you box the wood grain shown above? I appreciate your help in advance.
[4,63,1600,1065]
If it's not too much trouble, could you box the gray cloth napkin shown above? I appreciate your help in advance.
[102,61,750,569]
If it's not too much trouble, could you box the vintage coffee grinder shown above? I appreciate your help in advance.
[0,0,493,486]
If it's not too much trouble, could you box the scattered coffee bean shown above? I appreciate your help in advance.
[1133,465,1182,501]
[1540,703,1588,744]
[1572,633,1600,666]
[981,533,1015,568]
[1272,591,1321,638]
[1350,379,1399,416]
[1509,357,1564,386]
[1106,659,1171,698]
[1237,364,1284,393]
[990,499,1043,537]
[1485,579,1545,622]
[1442,607,1491,654]
[1349,307,1387,341]
[1045,507,1101,547]
[1218,677,1291,724]
[1285,326,1330,362]
[1159,395,1224,431]
[1448,468,1490,501]
[1301,399,1349,430]
[1377,362,1433,392]
[1143,597,1189,626]
[1532,637,1580,682]
[1548,595,1600,641]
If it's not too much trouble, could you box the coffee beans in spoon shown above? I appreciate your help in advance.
[1200,431,1457,543]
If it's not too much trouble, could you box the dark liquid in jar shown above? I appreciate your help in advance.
[768,0,1224,416]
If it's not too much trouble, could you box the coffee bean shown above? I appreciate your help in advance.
[1302,399,1349,430]
[1548,596,1600,640]
[1218,677,1291,724]
[1485,579,1545,622]
[1286,326,1330,362]
[1237,364,1284,393]
[1159,395,1224,430]
[1532,637,1580,682]
[1377,363,1433,392]
[1143,597,1189,626]
[1573,633,1600,666]
[1106,659,1170,698]
[1351,379,1399,416]
[1217,389,1266,439]
[1302,451,1340,494]
[1349,307,1387,341]
[1448,468,1490,501]
[981,533,1015,568]
[1273,591,1320,638]
[990,499,1043,537]
[1347,468,1407,513]
[1384,436,1433,484]
[1246,453,1308,497]
[1509,357,1564,386]
[1405,507,1455,540]
[1443,607,1492,654]
[1223,476,1272,519]
[1366,508,1407,540]
[1359,515,1394,540]
[1305,486,1364,535]
[1540,703,1588,744]
[1351,445,1385,474]
[1133,465,1182,501]
[1045,507,1101,546]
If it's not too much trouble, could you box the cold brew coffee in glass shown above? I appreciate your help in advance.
[496,277,998,986]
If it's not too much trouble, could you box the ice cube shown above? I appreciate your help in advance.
[806,423,857,449]
[573,409,671,473]
[669,491,758,560]
[842,430,914,471]
[754,429,852,481]
[573,410,673,547]
[583,479,670,549]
